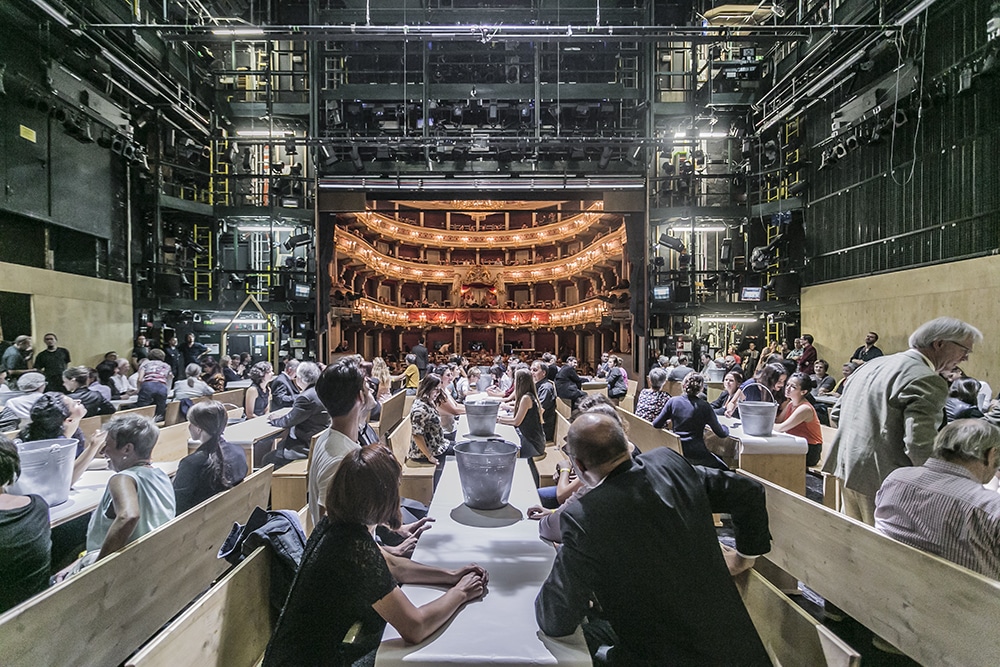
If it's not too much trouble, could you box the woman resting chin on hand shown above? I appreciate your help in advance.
[263,446,488,667]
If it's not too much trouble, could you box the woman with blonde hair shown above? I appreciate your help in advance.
[371,357,392,402]
[499,369,546,486]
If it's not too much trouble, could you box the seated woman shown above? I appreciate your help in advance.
[244,361,274,418]
[773,373,824,467]
[173,401,247,514]
[0,436,52,613]
[263,446,487,666]
[434,365,466,442]
[20,392,89,462]
[634,367,671,422]
[94,361,118,400]
[724,363,787,418]
[945,378,985,423]
[62,366,116,418]
[498,369,546,487]
[810,359,836,396]
[406,374,449,487]
[112,359,137,398]
[709,371,743,415]
[173,363,215,401]
[61,415,175,575]
[201,357,227,393]
[371,357,393,403]
[457,366,481,402]
[653,373,730,469]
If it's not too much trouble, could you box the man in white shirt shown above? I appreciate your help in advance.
[3,372,47,419]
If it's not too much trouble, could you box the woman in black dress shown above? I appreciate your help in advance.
[172,400,247,514]
[263,446,488,666]
[499,369,547,487]
[653,373,731,469]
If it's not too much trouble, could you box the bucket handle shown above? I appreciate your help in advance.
[744,382,775,403]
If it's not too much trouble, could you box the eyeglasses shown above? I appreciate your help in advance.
[948,340,973,358]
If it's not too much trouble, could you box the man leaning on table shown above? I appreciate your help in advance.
[535,412,772,666]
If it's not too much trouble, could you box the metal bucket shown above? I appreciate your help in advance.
[464,400,501,437]
[8,438,79,506]
[706,366,726,382]
[454,438,519,510]
[739,383,777,437]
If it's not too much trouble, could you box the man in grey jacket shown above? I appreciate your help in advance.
[824,317,982,524]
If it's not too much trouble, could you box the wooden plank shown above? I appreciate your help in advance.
[151,422,193,463]
[555,397,572,420]
[737,568,860,667]
[0,466,274,667]
[163,400,183,427]
[377,390,407,445]
[126,546,272,667]
[213,388,245,409]
[739,470,1000,667]
[78,414,104,442]
[615,407,682,454]
[739,452,806,496]
[386,415,434,506]
[271,458,309,511]
[105,404,156,424]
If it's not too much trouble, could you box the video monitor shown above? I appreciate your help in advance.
[292,282,312,299]
[652,285,672,301]
[740,286,763,302]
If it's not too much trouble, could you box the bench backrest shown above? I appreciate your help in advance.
[621,378,639,412]
[737,568,860,666]
[386,414,412,465]
[555,397,572,420]
[664,380,683,396]
[151,422,193,463]
[79,414,104,442]
[741,470,1000,666]
[163,400,183,427]
[615,407,682,454]
[213,388,245,409]
[0,465,274,667]
[377,390,407,444]
[816,424,838,469]
[126,545,273,667]
[107,404,156,423]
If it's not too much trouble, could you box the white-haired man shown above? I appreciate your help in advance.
[825,317,983,524]
[875,419,1000,579]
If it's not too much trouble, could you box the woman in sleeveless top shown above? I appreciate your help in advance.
[244,361,274,418]
[499,369,546,487]
[774,372,824,467]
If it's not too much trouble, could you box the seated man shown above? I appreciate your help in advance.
[875,418,1000,579]
[535,412,771,666]
[554,356,586,409]
[265,362,330,468]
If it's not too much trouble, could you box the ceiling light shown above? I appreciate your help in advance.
[236,130,290,137]
[699,316,760,323]
[211,28,265,37]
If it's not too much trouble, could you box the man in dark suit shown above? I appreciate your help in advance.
[535,413,772,666]
[269,358,300,409]
[554,355,586,410]
[411,336,429,379]
[531,360,557,442]
[265,361,330,468]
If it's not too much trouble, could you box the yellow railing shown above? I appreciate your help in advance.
[352,297,611,328]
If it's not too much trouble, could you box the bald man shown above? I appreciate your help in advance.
[535,413,772,666]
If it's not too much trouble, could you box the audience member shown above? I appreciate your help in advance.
[1,372,48,422]
[390,354,420,395]
[457,366,481,402]
[534,412,771,666]
[2,336,33,377]
[244,361,273,418]
[269,358,301,409]
[773,373,823,467]
[634,367,670,422]
[725,363,787,418]
[875,419,1000,579]
[666,355,694,382]
[162,335,182,381]
[179,333,207,366]
[63,366,116,418]
[531,361,556,442]
[498,369,546,487]
[825,317,982,524]
[0,436,52,613]
[200,357,226,393]
[173,400,247,514]
[797,334,817,374]
[786,337,803,362]
[407,373,449,486]
[94,362,117,400]
[810,359,836,396]
[709,371,743,415]
[604,355,628,406]
[263,446,487,666]
[220,355,242,384]
[944,378,985,423]
[653,373,730,469]
[434,365,466,442]
[411,336,429,379]
[265,362,330,468]
[32,333,71,393]
[554,356,586,410]
[370,357,392,402]
[134,349,173,421]
[850,331,884,366]
[832,362,856,396]
[130,335,149,371]
[173,363,214,401]
[111,359,137,397]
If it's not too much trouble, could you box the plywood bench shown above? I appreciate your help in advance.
[151,422,195,463]
[0,465,274,667]
[615,407,683,455]
[372,389,407,445]
[811,424,839,509]
[213,388,245,409]
[533,411,571,487]
[620,378,639,413]
[741,470,1000,666]
[737,568,860,666]
[386,415,434,506]
[270,433,322,512]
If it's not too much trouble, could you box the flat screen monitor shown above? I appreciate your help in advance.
[652,285,672,301]
[292,282,312,299]
[740,286,763,302]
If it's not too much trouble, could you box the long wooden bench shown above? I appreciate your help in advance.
[742,470,1000,666]
[736,568,860,666]
[615,407,683,454]
[620,378,639,413]
[386,415,434,506]
[811,424,839,509]
[0,465,274,667]
[533,411,571,487]
[126,506,311,667]
[373,389,406,444]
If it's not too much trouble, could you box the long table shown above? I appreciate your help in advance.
[50,461,179,527]
[376,421,592,666]
[720,415,808,495]
[224,408,290,469]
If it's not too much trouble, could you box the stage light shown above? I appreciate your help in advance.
[598,146,613,170]
[658,234,686,252]
[284,137,297,155]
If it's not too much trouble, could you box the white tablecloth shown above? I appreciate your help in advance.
[720,416,808,455]
[50,461,179,527]
[377,447,591,665]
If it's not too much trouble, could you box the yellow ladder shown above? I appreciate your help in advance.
[192,223,214,300]
[211,131,231,207]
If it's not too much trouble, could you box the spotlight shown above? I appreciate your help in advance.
[787,180,808,197]
[226,142,239,164]
[97,132,112,149]
[242,147,252,170]
[318,144,337,166]
[763,139,779,165]
[598,146,613,170]
[893,109,908,127]
[52,106,69,124]
[110,135,125,154]
[270,161,286,173]
[845,135,860,151]
[284,233,311,251]
[350,146,363,171]
[658,234,686,252]
[833,142,848,159]
[123,141,137,161]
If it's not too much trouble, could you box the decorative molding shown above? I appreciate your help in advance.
[352,297,612,328]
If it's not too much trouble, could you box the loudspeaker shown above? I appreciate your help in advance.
[720,238,733,263]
